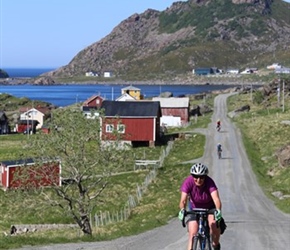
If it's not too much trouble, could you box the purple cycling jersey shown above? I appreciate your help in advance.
[180,175,217,209]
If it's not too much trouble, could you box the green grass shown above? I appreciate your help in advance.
[0,134,28,161]
[0,118,207,249]
[227,89,290,213]
[1,90,290,248]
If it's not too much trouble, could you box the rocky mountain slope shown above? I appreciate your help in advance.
[0,69,9,78]
[44,0,290,80]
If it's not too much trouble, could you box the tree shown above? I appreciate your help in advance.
[22,107,127,235]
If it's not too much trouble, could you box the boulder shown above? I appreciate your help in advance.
[235,104,250,112]
[275,144,290,168]
[192,94,205,100]
[159,91,173,98]
[33,76,55,85]
[190,105,202,116]
[262,83,275,96]
[198,103,213,114]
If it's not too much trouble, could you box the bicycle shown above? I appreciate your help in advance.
[217,150,222,159]
[216,125,221,132]
[182,208,216,250]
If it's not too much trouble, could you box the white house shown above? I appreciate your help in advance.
[85,71,98,77]
[103,71,113,78]
[20,108,45,129]
[115,93,136,101]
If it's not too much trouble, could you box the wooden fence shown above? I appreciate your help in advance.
[92,141,173,228]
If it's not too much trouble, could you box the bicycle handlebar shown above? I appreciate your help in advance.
[181,208,217,228]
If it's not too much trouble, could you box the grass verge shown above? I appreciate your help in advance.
[228,91,290,213]
[0,119,206,249]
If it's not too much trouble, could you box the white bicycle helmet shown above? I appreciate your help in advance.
[190,163,209,176]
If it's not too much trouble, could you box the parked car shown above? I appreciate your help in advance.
[240,69,253,74]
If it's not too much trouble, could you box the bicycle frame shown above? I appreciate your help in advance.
[182,208,216,250]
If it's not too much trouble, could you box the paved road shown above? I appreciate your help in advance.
[18,93,290,250]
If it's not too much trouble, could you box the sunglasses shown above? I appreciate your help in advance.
[192,175,206,180]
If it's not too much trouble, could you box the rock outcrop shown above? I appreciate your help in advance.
[42,0,290,80]
[33,76,55,85]
[0,69,9,78]
[275,144,290,168]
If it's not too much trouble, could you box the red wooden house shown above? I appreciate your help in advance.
[152,97,190,127]
[83,95,104,108]
[0,159,61,190]
[82,95,105,119]
[100,100,162,147]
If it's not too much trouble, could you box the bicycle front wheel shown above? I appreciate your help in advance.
[191,236,212,250]
[191,236,200,250]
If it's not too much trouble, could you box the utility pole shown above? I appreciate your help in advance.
[282,79,285,112]
[26,107,29,138]
[277,79,280,107]
[250,83,253,102]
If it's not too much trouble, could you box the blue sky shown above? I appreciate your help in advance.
[0,0,186,68]
[0,0,289,69]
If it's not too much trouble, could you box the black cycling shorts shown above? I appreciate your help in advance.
[186,207,216,224]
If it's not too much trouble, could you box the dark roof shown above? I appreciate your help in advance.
[1,158,34,167]
[82,106,99,112]
[1,158,60,167]
[18,120,39,125]
[101,100,161,117]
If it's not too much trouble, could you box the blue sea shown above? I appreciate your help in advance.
[0,68,241,107]
[2,68,56,78]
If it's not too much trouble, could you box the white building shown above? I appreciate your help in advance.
[103,71,113,78]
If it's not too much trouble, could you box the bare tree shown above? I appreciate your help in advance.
[21,107,127,235]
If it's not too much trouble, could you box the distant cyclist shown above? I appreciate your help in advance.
[178,163,222,250]
[216,119,221,132]
[217,143,222,159]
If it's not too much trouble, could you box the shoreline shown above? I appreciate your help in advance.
[0,76,266,86]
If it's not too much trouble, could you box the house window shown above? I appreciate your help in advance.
[106,124,114,133]
[117,124,125,134]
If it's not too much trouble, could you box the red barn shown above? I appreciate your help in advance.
[83,95,104,108]
[0,159,61,190]
[100,100,161,147]
[82,95,105,119]
[152,97,190,127]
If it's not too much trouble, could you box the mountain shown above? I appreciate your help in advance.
[44,0,290,81]
[0,69,9,78]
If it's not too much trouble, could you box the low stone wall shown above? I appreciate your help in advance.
[9,224,78,235]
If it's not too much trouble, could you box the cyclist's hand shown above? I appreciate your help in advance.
[214,209,222,221]
[178,209,185,221]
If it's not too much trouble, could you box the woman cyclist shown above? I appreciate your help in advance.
[178,163,222,250]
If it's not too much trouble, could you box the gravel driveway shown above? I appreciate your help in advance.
[17,93,290,250]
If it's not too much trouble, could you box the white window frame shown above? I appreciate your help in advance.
[117,124,125,134]
[105,124,114,133]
